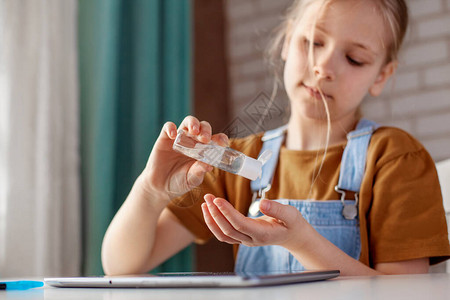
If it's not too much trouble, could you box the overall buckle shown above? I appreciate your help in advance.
[335,186,359,220]
[249,184,272,217]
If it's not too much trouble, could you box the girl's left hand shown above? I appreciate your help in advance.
[201,194,307,248]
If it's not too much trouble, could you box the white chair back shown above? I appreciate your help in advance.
[437,159,450,213]
[435,159,450,273]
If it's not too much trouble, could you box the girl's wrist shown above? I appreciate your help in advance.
[282,220,315,253]
[134,175,172,210]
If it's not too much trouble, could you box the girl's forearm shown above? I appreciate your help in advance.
[101,176,170,275]
[285,223,381,276]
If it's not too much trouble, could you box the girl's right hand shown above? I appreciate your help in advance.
[139,116,229,201]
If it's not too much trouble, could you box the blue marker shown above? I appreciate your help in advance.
[0,280,44,290]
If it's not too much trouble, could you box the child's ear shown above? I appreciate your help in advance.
[281,22,294,61]
[369,60,397,97]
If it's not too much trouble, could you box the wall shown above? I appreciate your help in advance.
[225,0,450,161]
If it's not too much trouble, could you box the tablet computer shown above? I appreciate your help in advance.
[45,270,340,288]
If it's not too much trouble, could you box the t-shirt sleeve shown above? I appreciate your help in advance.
[368,131,450,265]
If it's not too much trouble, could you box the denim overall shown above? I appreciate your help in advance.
[234,119,380,273]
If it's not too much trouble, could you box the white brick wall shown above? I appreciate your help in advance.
[391,89,450,117]
[417,16,450,39]
[381,71,420,96]
[226,0,254,21]
[407,0,442,18]
[402,41,447,68]
[417,112,450,136]
[225,0,450,161]
[425,63,450,87]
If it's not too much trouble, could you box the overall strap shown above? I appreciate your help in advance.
[335,118,380,219]
[250,125,287,195]
[337,119,380,192]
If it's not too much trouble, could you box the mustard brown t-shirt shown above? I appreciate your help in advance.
[168,126,450,267]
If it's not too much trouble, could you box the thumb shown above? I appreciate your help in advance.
[259,199,298,227]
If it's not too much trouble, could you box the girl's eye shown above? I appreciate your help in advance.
[347,56,364,67]
[303,38,322,48]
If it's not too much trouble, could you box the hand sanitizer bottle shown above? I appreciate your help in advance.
[173,129,271,181]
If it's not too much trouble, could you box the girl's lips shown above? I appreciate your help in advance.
[302,83,332,100]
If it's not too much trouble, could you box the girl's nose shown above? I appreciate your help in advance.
[313,53,336,81]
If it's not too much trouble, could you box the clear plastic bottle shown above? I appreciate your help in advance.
[173,129,270,180]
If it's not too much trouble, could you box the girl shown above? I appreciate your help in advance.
[102,0,450,276]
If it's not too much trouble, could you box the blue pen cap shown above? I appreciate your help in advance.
[1,280,44,290]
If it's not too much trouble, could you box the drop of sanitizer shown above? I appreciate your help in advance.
[173,129,272,181]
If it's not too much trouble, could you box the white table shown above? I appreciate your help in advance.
[2,273,449,300]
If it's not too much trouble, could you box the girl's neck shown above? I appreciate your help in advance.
[285,113,358,151]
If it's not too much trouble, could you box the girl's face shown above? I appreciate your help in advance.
[282,0,396,122]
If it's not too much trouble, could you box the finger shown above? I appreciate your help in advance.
[259,199,299,227]
[201,202,241,244]
[211,133,229,147]
[204,195,252,243]
[179,115,200,135]
[212,197,258,237]
[186,161,213,188]
[160,121,178,139]
[198,121,212,144]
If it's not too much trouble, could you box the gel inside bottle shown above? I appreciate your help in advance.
[173,129,271,180]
